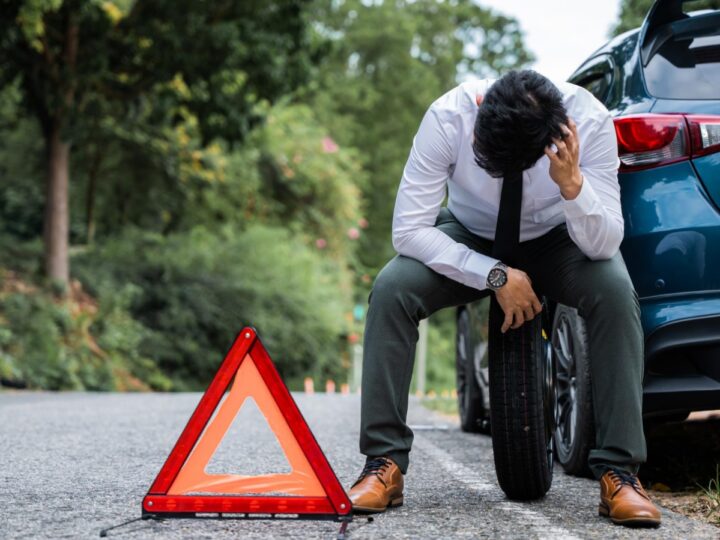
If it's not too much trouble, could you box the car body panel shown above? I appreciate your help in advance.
[618,160,720,302]
[651,100,720,114]
[692,152,720,212]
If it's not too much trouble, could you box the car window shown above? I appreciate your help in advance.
[579,72,612,102]
[569,56,614,104]
[644,33,720,99]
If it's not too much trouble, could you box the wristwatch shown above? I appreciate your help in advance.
[486,262,509,291]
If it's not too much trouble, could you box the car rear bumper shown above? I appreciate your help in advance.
[642,298,720,357]
[640,296,720,414]
[643,372,720,415]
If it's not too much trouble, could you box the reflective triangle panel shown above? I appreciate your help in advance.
[142,328,352,520]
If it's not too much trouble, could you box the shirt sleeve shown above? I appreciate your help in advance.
[561,110,624,260]
[391,102,500,291]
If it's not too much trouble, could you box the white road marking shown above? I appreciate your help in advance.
[413,434,581,540]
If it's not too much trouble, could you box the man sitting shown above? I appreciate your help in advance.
[347,69,661,528]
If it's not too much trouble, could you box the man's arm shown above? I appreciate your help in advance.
[392,101,499,291]
[557,111,624,260]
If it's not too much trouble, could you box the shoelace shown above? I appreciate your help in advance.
[352,457,391,488]
[606,467,648,500]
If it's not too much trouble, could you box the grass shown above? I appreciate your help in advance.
[420,396,459,417]
[697,464,720,525]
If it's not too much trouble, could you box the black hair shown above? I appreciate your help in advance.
[472,69,569,178]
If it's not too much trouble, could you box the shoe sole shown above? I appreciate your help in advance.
[352,496,404,514]
[598,502,660,528]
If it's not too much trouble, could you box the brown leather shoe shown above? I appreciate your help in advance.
[348,456,404,513]
[599,467,661,527]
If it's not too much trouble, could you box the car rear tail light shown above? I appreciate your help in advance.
[614,114,688,171]
[613,114,720,171]
[686,115,720,158]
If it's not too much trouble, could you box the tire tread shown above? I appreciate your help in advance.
[488,296,552,500]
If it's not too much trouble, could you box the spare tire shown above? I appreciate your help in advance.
[488,295,554,500]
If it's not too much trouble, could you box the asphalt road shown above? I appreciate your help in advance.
[1,391,718,539]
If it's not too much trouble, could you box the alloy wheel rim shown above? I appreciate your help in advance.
[542,326,558,469]
[552,313,578,458]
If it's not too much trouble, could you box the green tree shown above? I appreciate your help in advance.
[62,99,367,258]
[306,0,534,275]
[0,0,314,286]
[610,0,720,37]
[253,103,367,256]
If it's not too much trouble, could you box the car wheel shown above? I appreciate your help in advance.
[456,307,488,433]
[551,304,595,478]
[488,295,554,500]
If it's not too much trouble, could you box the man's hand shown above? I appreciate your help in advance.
[544,117,583,200]
[495,267,543,333]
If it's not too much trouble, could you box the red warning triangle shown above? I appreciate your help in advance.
[142,327,352,520]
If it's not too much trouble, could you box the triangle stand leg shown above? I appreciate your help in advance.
[337,516,351,540]
[99,516,145,537]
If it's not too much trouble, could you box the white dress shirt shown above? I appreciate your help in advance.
[391,77,624,292]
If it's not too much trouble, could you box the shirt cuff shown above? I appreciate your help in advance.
[465,252,500,290]
[562,173,600,218]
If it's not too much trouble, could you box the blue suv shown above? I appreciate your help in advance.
[456,0,720,477]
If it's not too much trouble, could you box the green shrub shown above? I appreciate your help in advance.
[74,224,353,390]
[0,268,170,391]
[0,235,43,277]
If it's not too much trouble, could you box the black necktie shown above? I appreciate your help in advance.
[491,169,523,266]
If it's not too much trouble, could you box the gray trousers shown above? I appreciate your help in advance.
[359,207,646,480]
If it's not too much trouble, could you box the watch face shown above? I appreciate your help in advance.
[488,267,507,288]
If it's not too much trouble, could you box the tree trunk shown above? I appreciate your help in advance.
[43,121,71,286]
[85,145,102,245]
[41,10,79,288]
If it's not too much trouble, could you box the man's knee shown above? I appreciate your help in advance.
[578,255,639,317]
[369,256,429,308]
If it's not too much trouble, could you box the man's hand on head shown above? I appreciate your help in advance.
[544,117,583,200]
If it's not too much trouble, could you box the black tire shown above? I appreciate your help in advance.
[551,304,595,478]
[488,295,554,500]
[456,308,487,433]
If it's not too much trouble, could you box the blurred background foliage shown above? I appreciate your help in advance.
[0,0,645,392]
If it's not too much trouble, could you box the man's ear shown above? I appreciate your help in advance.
[476,94,484,106]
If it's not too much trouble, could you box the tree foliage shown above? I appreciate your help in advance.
[0,0,315,283]
[306,0,535,273]
[1,0,313,143]
[0,0,536,391]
